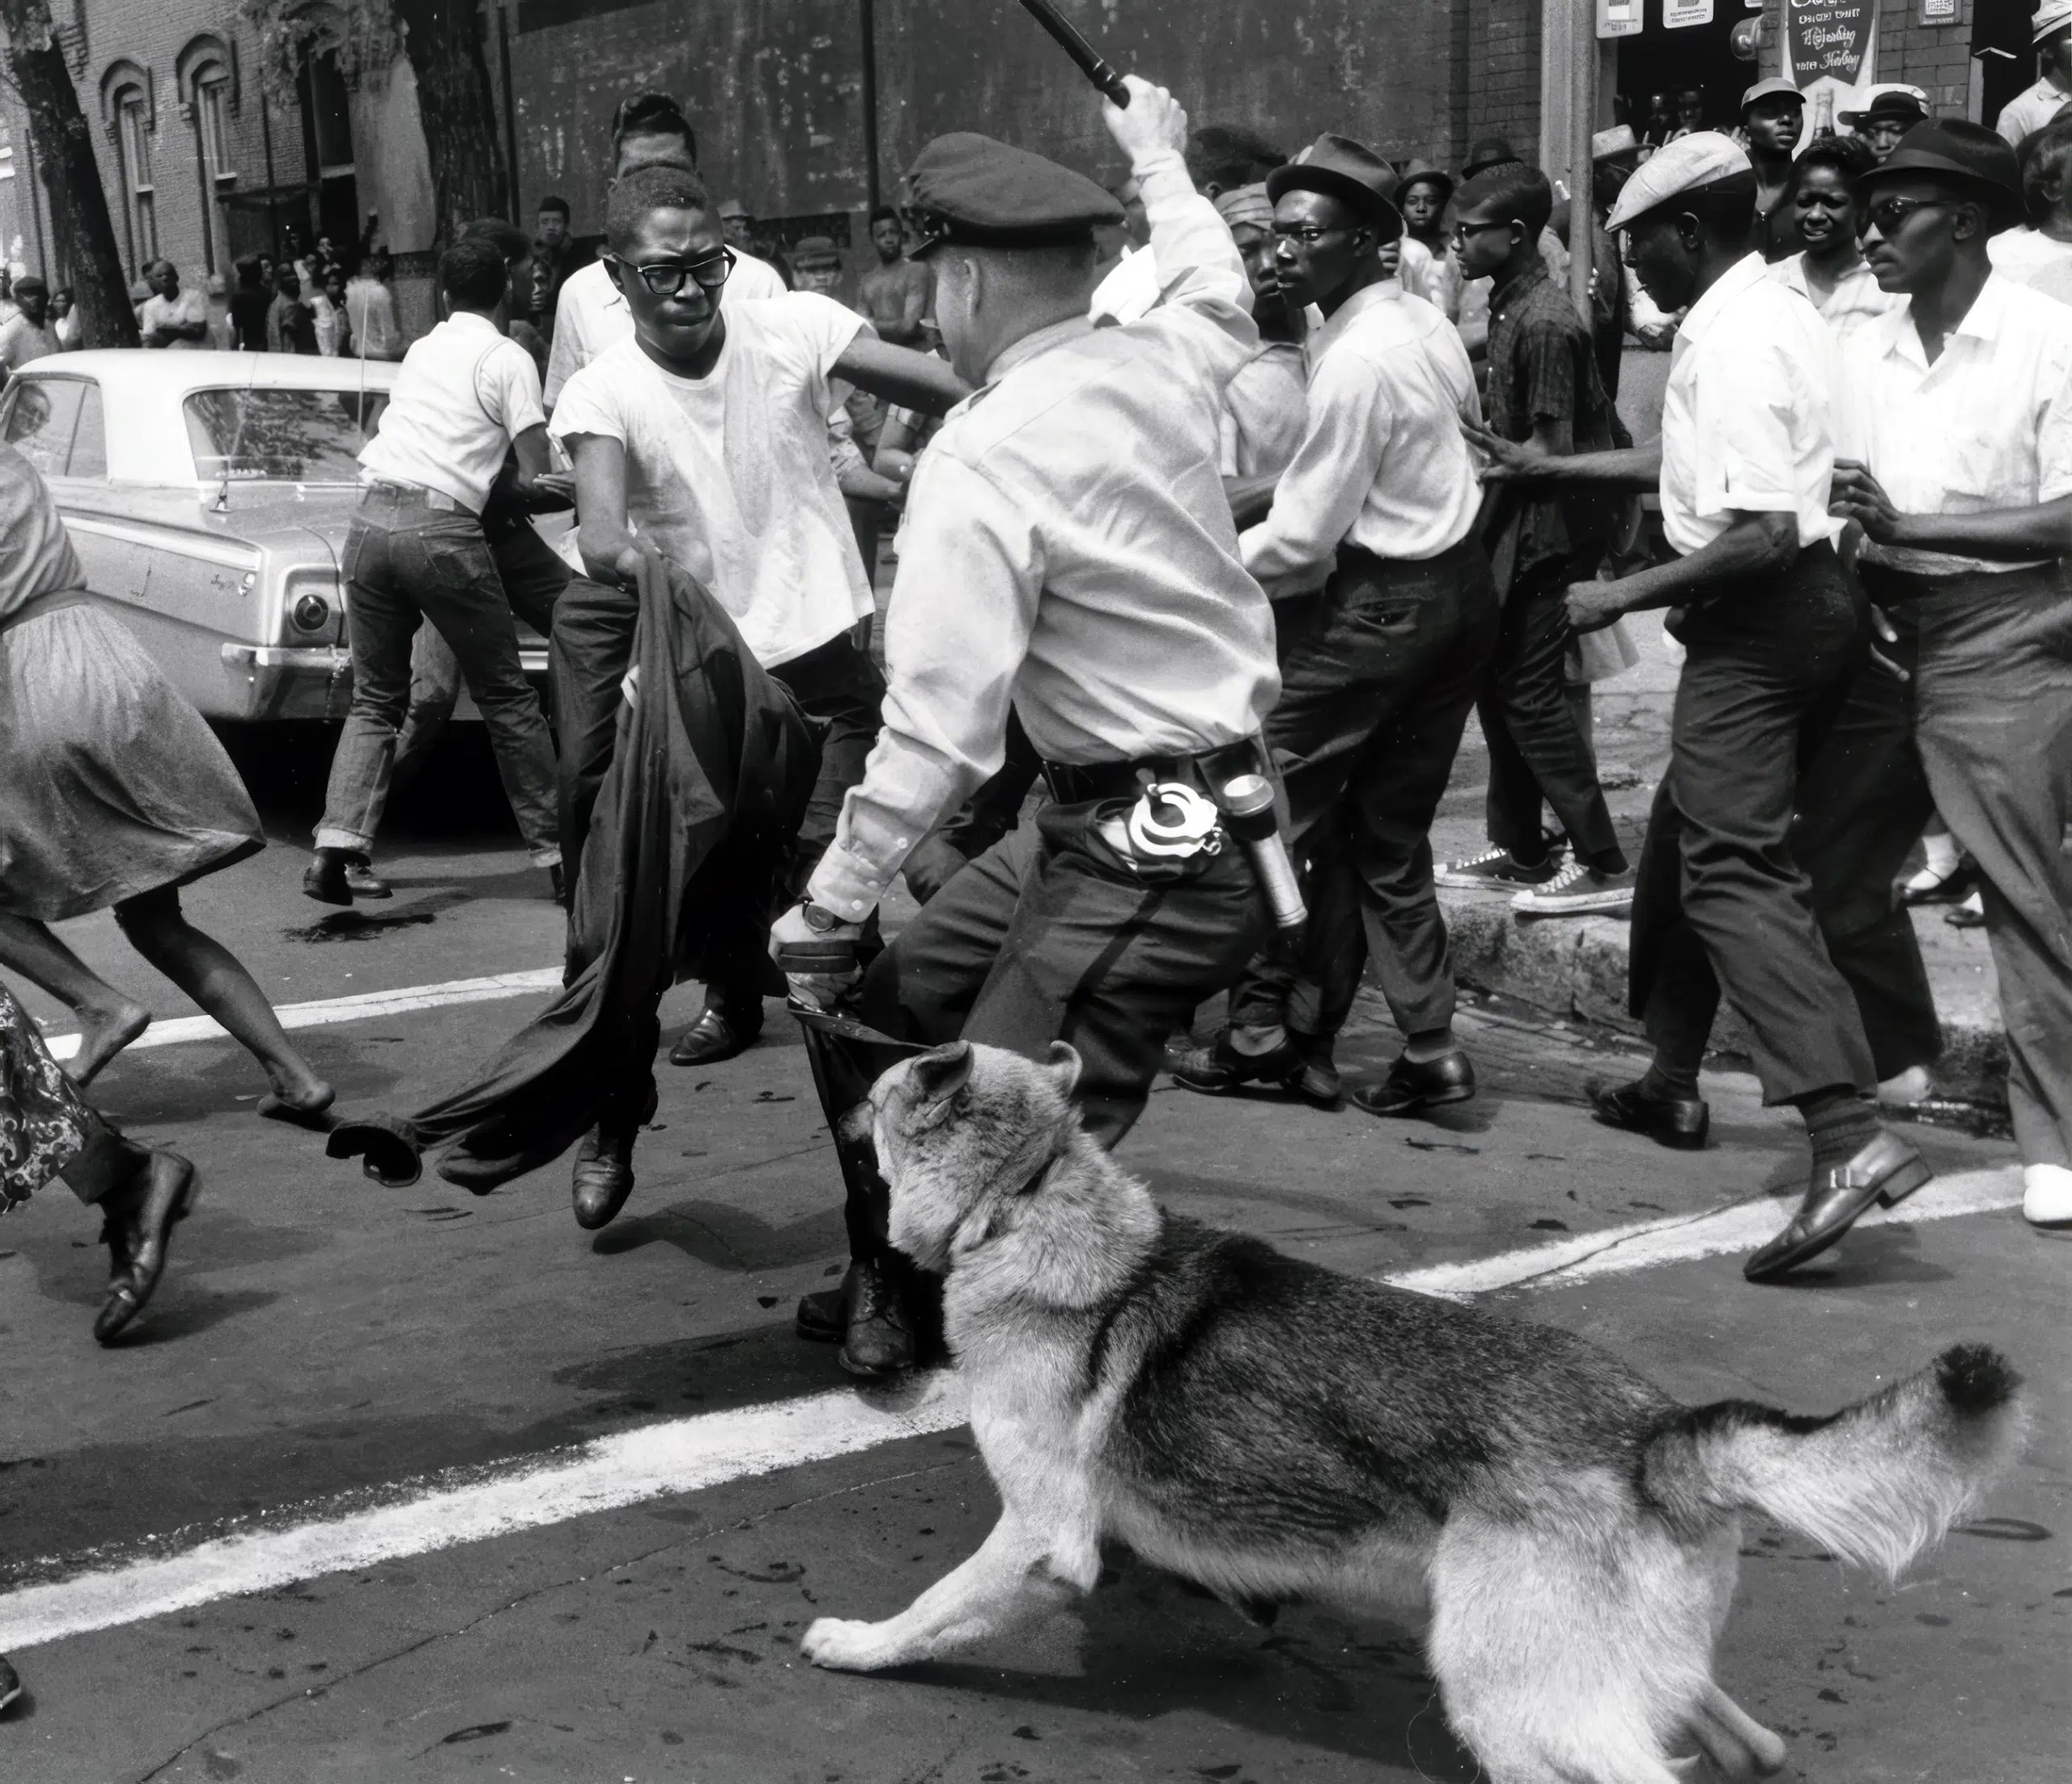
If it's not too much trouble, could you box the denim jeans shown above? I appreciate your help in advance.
[315,490,560,864]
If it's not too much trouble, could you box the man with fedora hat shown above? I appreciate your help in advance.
[1472,131,1935,1282]
[1828,117,2072,1230]
[1840,85,1931,164]
[1174,130,1496,1118]
[1997,2,2072,147]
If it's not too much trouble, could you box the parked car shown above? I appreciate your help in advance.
[0,350,550,723]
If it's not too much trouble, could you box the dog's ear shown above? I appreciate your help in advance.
[1043,1040,1081,1099]
[911,1040,974,1107]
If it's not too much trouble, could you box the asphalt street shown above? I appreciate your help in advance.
[0,727,2063,1784]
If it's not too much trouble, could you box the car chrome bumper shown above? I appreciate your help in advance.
[219,644,551,674]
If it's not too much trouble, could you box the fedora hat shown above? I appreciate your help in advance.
[1398,158,1455,205]
[1267,134,1404,236]
[1856,118,2023,223]
[1837,83,1929,129]
[1462,135,1520,180]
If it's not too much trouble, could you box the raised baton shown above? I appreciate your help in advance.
[1015,0,1131,106]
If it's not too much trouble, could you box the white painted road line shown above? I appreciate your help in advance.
[0,1162,2025,1655]
[0,1374,970,1654]
[1386,1165,2026,1298]
[41,968,564,1063]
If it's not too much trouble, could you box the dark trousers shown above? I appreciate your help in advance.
[1631,543,1923,1103]
[1481,547,1624,871]
[1865,559,2072,1169]
[856,798,1264,1255]
[1229,537,1500,1043]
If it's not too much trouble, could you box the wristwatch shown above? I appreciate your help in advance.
[799,899,846,933]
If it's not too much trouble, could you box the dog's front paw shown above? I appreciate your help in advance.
[801,1616,902,1671]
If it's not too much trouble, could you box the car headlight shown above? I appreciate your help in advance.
[291,593,332,632]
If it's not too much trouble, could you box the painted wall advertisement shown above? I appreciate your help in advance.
[1787,0,1876,85]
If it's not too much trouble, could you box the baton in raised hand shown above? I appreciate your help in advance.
[1015,0,1131,106]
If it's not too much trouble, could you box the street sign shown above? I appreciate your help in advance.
[1599,0,1644,37]
[1788,0,1875,83]
[1665,0,1716,28]
[1917,0,1959,20]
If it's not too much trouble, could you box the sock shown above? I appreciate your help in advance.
[1795,1085,1880,1174]
[1594,849,1631,877]
[1229,1023,1287,1057]
[1921,829,1959,876]
[1640,1058,1700,1102]
[1403,1026,1456,1064]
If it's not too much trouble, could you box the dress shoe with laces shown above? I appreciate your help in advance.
[95,1150,199,1344]
[1170,1029,1303,1096]
[571,1120,638,1230]
[669,1002,762,1067]
[342,855,391,899]
[1743,1131,1932,1283]
[1586,1075,1710,1150]
[836,1255,915,1378]
[303,849,352,907]
[1350,1050,1475,1118]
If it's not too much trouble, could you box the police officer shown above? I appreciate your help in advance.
[1473,134,1934,1282]
[768,77,1280,1372]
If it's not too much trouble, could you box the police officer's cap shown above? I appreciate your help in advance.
[905,133,1123,256]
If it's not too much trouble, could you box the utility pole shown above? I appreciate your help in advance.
[1568,0,1594,327]
[860,0,881,214]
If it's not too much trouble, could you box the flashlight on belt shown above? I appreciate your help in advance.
[1219,773,1306,934]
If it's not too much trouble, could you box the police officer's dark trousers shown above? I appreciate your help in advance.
[1227,536,1500,1043]
[1630,541,1937,1101]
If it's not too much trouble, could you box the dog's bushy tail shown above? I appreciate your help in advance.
[1641,1344,2027,1578]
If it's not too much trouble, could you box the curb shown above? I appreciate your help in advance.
[1437,891,2011,1110]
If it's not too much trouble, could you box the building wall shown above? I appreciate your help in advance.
[1874,0,1976,120]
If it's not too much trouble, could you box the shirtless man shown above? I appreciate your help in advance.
[858,206,932,346]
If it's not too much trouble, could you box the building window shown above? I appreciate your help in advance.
[195,70,236,274]
[113,88,157,274]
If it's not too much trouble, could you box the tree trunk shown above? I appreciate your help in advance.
[393,0,512,241]
[0,0,139,346]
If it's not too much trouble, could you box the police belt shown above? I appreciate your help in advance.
[1040,739,1267,806]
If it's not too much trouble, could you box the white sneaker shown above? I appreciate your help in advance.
[2023,1162,2072,1229]
[1511,859,1637,917]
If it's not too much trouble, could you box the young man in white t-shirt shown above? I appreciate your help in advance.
[548,161,966,1228]
[308,237,564,906]
[138,260,210,349]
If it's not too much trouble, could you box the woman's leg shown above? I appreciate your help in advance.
[0,912,151,1085]
[111,887,332,1114]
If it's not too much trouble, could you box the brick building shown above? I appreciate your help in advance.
[0,0,2041,321]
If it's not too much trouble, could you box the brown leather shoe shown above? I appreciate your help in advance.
[571,1120,638,1230]
[95,1150,199,1344]
[1744,1131,1933,1283]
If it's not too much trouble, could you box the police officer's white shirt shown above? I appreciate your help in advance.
[549,293,874,668]
[357,312,546,514]
[1240,280,1483,580]
[1768,252,1907,342]
[1835,270,2072,576]
[808,146,1278,922]
[1997,75,2072,149]
[543,248,787,406]
[1658,252,1841,557]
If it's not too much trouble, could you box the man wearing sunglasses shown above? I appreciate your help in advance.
[1828,120,2072,1230]
[1471,132,1935,1284]
[548,163,966,1241]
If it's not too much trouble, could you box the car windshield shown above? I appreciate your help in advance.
[184,387,386,484]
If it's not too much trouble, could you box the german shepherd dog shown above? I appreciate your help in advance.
[801,1041,2028,1782]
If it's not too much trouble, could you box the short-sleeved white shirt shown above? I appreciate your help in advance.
[140,287,210,348]
[1768,253,1906,343]
[542,248,787,406]
[1988,227,2072,308]
[550,292,872,668]
[1836,271,2072,576]
[357,311,546,513]
[1659,253,1841,557]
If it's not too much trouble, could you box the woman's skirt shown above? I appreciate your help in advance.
[0,598,262,921]
[0,982,92,1210]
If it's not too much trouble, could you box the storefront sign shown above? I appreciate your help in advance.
[1917,0,1959,21]
[1664,0,1716,27]
[1599,0,1644,37]
[1788,0,1875,83]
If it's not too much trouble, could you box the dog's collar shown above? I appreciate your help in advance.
[988,1128,1066,1200]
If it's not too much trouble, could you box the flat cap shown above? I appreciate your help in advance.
[1837,83,1930,128]
[1267,134,1405,236]
[905,132,1122,256]
[1605,130,1751,231]
[791,235,842,270]
[1740,77,1804,116]
[2036,0,2072,42]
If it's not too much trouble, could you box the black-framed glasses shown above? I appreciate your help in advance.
[605,248,735,296]
[1860,195,1950,236]
[1448,219,1514,247]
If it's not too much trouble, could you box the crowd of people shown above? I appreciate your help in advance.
[2,28,2068,1423]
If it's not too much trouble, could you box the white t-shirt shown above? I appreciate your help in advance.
[550,292,873,668]
[140,287,209,348]
[358,311,546,513]
[543,248,787,406]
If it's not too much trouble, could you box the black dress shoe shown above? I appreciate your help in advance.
[1744,1131,1933,1283]
[1350,1051,1475,1118]
[795,1285,844,1343]
[303,850,351,907]
[549,862,568,907]
[95,1150,199,1344]
[571,1121,638,1230]
[0,1653,20,1714]
[838,1256,915,1378]
[1170,1029,1302,1096]
[1587,1075,1709,1150]
[669,1004,762,1067]
[343,855,391,899]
